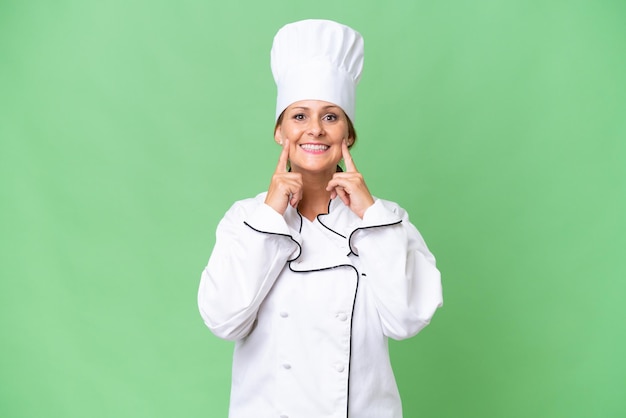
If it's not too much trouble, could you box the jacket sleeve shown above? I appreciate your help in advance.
[198,200,301,341]
[348,199,443,340]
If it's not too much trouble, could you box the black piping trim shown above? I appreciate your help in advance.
[346,264,359,418]
[284,262,360,417]
[246,212,363,415]
[243,221,302,262]
[317,200,347,239]
[347,220,403,257]
[287,262,353,274]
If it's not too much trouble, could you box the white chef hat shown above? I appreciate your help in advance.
[271,19,364,123]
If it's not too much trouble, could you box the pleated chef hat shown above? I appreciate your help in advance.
[271,19,364,122]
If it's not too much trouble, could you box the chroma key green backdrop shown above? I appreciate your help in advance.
[1,1,625,417]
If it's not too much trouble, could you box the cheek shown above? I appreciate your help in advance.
[282,126,301,140]
[333,127,349,143]
[332,124,350,141]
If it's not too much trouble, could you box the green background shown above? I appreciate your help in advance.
[1,0,625,417]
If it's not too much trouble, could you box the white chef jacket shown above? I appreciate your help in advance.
[198,193,442,418]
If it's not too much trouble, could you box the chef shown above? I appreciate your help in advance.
[198,19,443,418]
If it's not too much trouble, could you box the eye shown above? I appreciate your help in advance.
[293,113,305,121]
[323,113,338,121]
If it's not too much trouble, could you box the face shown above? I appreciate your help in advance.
[274,100,352,174]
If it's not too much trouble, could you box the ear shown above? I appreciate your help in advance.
[274,125,283,145]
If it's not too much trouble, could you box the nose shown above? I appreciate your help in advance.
[308,119,324,137]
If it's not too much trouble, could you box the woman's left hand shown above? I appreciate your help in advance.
[326,140,375,219]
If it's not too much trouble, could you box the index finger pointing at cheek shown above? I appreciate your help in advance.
[342,140,357,172]
[276,139,290,173]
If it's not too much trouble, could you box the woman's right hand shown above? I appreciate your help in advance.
[264,140,303,215]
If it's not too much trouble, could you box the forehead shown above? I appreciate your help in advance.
[286,100,344,112]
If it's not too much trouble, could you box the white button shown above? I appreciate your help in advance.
[336,312,348,321]
[279,311,289,318]
[282,363,291,370]
[335,364,345,373]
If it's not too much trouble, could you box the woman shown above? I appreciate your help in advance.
[198,19,443,418]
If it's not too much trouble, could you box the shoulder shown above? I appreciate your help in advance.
[230,192,267,209]
[371,196,409,219]
[222,192,268,219]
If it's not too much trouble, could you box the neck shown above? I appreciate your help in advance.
[292,168,336,221]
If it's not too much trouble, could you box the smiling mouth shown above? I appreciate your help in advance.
[300,144,330,152]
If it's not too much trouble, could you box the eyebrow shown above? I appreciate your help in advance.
[290,105,341,111]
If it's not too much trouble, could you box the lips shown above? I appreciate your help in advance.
[300,144,330,152]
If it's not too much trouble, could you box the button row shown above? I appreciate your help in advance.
[280,363,344,373]
[278,311,348,321]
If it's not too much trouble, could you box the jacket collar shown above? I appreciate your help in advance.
[283,197,361,239]
[282,198,360,272]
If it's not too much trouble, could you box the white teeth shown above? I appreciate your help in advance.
[301,144,329,151]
